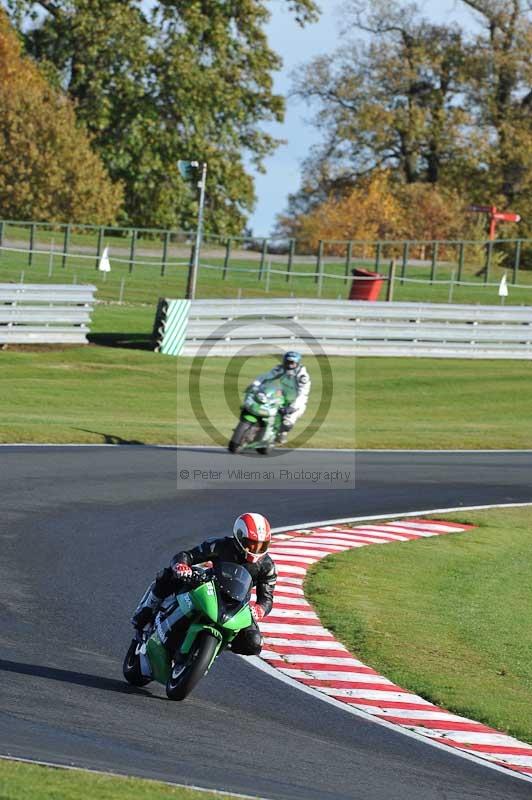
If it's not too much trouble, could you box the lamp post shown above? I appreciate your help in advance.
[179,160,207,300]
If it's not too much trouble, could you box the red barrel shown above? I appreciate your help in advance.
[349,268,384,301]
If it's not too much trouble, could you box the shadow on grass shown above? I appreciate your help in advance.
[88,332,155,351]
[0,658,157,698]
[73,428,146,446]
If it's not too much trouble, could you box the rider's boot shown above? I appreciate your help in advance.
[131,583,161,631]
[276,417,294,444]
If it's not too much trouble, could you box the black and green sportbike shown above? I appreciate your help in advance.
[228,381,285,455]
[123,563,253,701]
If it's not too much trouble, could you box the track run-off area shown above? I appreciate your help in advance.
[1,445,532,800]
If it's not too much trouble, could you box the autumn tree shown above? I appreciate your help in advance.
[291,1,471,199]
[284,0,531,242]
[461,1,532,211]
[3,0,320,233]
[279,171,470,252]
[0,8,123,223]
[395,183,468,242]
[280,171,403,252]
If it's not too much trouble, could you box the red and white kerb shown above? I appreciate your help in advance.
[256,519,532,779]
[234,512,272,563]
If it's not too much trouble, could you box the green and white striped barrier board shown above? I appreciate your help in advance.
[158,299,191,356]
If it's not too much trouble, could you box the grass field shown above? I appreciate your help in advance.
[1,337,531,447]
[0,759,249,800]
[305,506,532,744]
[0,348,352,446]
[1,245,531,448]
[2,237,532,306]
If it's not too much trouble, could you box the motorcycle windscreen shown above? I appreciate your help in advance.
[214,562,252,602]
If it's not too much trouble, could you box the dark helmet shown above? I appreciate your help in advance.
[283,351,302,374]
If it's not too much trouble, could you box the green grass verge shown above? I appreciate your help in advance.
[0,348,354,446]
[0,345,175,444]
[1,340,531,447]
[0,758,253,799]
[355,356,532,449]
[305,506,532,744]
[2,241,532,305]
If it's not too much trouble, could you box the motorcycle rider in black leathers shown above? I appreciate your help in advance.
[132,513,276,656]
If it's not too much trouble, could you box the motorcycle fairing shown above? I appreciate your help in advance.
[220,604,253,631]
[155,594,192,645]
[190,581,219,621]
[146,632,172,683]
[179,623,223,670]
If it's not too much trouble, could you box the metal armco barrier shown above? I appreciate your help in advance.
[0,283,97,344]
[154,298,532,359]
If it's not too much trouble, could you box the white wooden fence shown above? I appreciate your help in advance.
[0,283,96,344]
[155,298,532,359]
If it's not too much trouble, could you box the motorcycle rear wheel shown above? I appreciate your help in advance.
[165,631,219,701]
[228,420,258,453]
[123,639,151,687]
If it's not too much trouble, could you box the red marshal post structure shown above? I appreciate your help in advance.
[468,205,521,240]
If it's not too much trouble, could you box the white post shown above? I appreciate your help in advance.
[498,272,508,305]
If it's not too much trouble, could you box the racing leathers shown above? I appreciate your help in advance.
[132,536,277,656]
[252,363,311,435]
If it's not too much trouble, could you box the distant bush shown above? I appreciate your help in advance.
[280,172,481,256]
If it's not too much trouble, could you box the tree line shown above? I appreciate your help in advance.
[1,0,530,244]
[278,0,532,247]
[0,0,318,230]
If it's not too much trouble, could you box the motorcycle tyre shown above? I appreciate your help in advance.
[166,631,219,701]
[123,638,151,687]
[228,420,258,453]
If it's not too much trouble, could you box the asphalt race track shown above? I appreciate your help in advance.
[1,445,532,800]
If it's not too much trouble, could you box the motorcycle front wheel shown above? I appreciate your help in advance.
[228,420,258,453]
[165,631,219,701]
[123,639,151,687]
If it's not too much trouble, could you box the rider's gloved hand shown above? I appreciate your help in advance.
[280,406,295,416]
[173,562,193,579]
[251,604,265,623]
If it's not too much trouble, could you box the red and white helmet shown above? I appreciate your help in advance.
[233,513,272,563]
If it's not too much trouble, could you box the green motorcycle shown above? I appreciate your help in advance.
[228,382,285,455]
[123,562,253,701]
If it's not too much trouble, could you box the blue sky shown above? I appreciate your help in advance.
[249,0,480,237]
